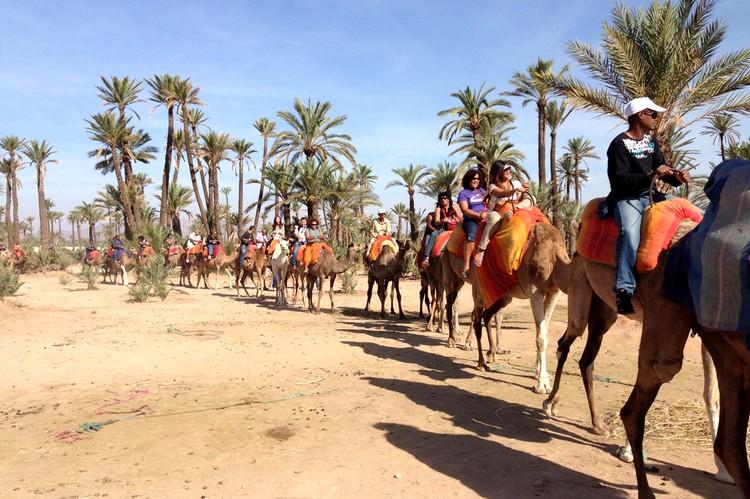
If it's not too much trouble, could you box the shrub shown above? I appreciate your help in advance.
[128,281,151,303]
[129,258,173,302]
[79,265,99,290]
[340,268,358,294]
[0,262,23,300]
[58,273,73,286]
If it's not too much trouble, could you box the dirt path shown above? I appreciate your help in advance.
[0,271,736,498]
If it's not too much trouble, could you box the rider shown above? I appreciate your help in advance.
[164,232,176,248]
[421,190,462,269]
[367,208,392,258]
[474,160,531,268]
[206,233,220,259]
[137,235,150,257]
[607,97,689,314]
[254,226,268,250]
[290,217,308,267]
[239,228,253,262]
[186,230,202,252]
[457,168,487,279]
[111,234,124,262]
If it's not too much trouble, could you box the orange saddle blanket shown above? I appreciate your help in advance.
[368,235,398,262]
[577,197,703,272]
[304,242,332,268]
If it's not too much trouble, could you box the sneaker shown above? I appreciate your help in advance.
[615,289,635,315]
[473,249,485,268]
[420,259,429,270]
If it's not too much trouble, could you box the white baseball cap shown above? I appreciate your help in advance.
[624,97,666,117]
[377,208,387,214]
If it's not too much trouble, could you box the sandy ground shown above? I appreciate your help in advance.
[0,269,738,499]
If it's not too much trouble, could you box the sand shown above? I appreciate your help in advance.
[0,270,736,498]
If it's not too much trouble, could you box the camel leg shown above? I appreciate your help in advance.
[445,287,460,348]
[426,282,439,332]
[393,277,405,320]
[529,292,551,394]
[328,274,336,312]
[240,270,251,297]
[701,331,750,494]
[389,280,396,315]
[365,273,375,312]
[121,265,129,287]
[377,279,387,319]
[473,307,488,371]
[700,343,733,483]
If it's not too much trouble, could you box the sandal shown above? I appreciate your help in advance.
[473,249,485,268]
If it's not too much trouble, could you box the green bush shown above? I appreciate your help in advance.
[0,262,23,300]
[340,268,358,294]
[128,281,151,302]
[129,258,173,302]
[80,265,99,290]
[58,273,73,286]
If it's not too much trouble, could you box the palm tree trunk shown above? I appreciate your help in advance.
[254,136,268,229]
[76,222,82,246]
[159,105,175,227]
[182,113,208,229]
[537,101,547,186]
[4,174,11,244]
[171,152,181,190]
[237,157,244,237]
[88,222,95,244]
[11,170,20,245]
[111,151,137,240]
[172,214,182,236]
[408,191,417,242]
[549,130,558,225]
[36,168,50,251]
[282,203,291,236]
[719,132,726,162]
[574,160,580,205]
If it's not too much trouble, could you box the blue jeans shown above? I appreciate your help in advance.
[239,243,248,262]
[290,241,303,266]
[462,219,479,242]
[423,229,444,259]
[614,192,668,294]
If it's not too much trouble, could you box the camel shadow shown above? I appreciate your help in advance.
[374,422,630,498]
[648,458,739,498]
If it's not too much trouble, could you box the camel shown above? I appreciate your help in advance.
[418,265,431,320]
[179,245,203,287]
[306,243,362,314]
[137,245,156,266]
[289,247,308,306]
[442,222,570,394]
[103,251,136,286]
[235,245,267,298]
[269,240,290,306]
[364,240,410,319]
[195,250,236,289]
[5,246,26,272]
[542,222,733,491]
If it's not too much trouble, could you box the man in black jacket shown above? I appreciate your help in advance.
[607,97,689,314]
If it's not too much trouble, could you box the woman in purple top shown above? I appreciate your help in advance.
[457,168,487,278]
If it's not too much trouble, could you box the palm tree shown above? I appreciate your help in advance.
[0,159,10,243]
[173,78,207,228]
[276,99,357,168]
[387,164,429,242]
[22,140,57,251]
[170,129,185,189]
[390,202,409,240]
[507,58,568,186]
[230,138,256,237]
[156,184,193,236]
[198,130,231,234]
[545,100,573,224]
[252,118,277,226]
[249,161,295,232]
[350,164,379,218]
[146,74,179,227]
[23,216,34,240]
[556,155,576,202]
[290,159,335,222]
[545,0,750,164]
[78,202,105,244]
[701,113,741,162]
[727,140,750,160]
[437,84,513,176]
[0,135,26,245]
[86,112,139,239]
[563,137,598,205]
[67,207,83,247]
[452,118,528,179]
[420,161,462,200]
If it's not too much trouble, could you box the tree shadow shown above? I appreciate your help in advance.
[374,422,631,498]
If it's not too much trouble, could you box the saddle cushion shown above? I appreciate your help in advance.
[86,249,100,261]
[167,245,181,256]
[368,235,398,262]
[304,242,332,268]
[446,226,467,257]
[188,243,203,255]
[267,240,279,256]
[432,231,453,258]
[577,197,702,272]
[474,207,550,309]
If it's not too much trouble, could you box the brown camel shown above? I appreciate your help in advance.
[290,257,307,307]
[306,243,362,314]
[542,222,731,489]
[235,246,267,298]
[269,240,291,306]
[418,265,431,320]
[179,246,204,287]
[103,251,136,286]
[364,240,410,319]
[445,223,570,394]
[195,250,236,289]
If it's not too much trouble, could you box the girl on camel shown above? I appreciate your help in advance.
[473,160,531,268]
[457,168,487,278]
[421,190,462,269]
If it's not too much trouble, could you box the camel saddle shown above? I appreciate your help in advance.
[85,249,100,262]
[188,243,203,255]
[577,197,702,273]
[368,235,398,263]
[267,240,279,256]
[166,245,181,256]
[473,207,550,309]
[303,242,332,268]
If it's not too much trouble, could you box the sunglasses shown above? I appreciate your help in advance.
[311,223,318,226]
[439,195,449,199]
[471,177,480,181]
[642,110,659,118]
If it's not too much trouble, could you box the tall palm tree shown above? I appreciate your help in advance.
[249,161,295,232]
[0,159,10,243]
[170,129,185,189]
[390,202,409,240]
[77,202,104,244]
[24,216,34,240]
[22,140,57,251]
[0,135,26,245]
[156,184,194,236]
[701,113,741,162]
[276,99,357,168]
[198,130,231,234]
[230,138,256,237]
[545,0,750,164]
[252,118,276,226]
[507,58,568,186]
[350,164,379,218]
[452,118,528,180]
[86,112,139,239]
[172,78,207,227]
[290,159,335,222]
[438,84,513,176]
[563,137,598,205]
[556,155,576,202]
[146,74,179,227]
[420,160,462,200]
[545,100,573,224]
[387,164,429,242]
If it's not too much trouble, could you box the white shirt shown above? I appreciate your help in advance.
[295,225,307,243]
[488,180,523,210]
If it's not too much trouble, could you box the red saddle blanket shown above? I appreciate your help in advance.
[577,197,703,272]
[167,245,181,256]
[85,250,100,261]
[473,208,550,308]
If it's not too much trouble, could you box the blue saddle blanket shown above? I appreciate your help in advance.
[665,159,750,334]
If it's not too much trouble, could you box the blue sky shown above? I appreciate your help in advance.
[1,0,749,229]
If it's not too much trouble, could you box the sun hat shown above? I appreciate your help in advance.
[624,97,666,117]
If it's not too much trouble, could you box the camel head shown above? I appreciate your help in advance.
[272,239,290,259]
